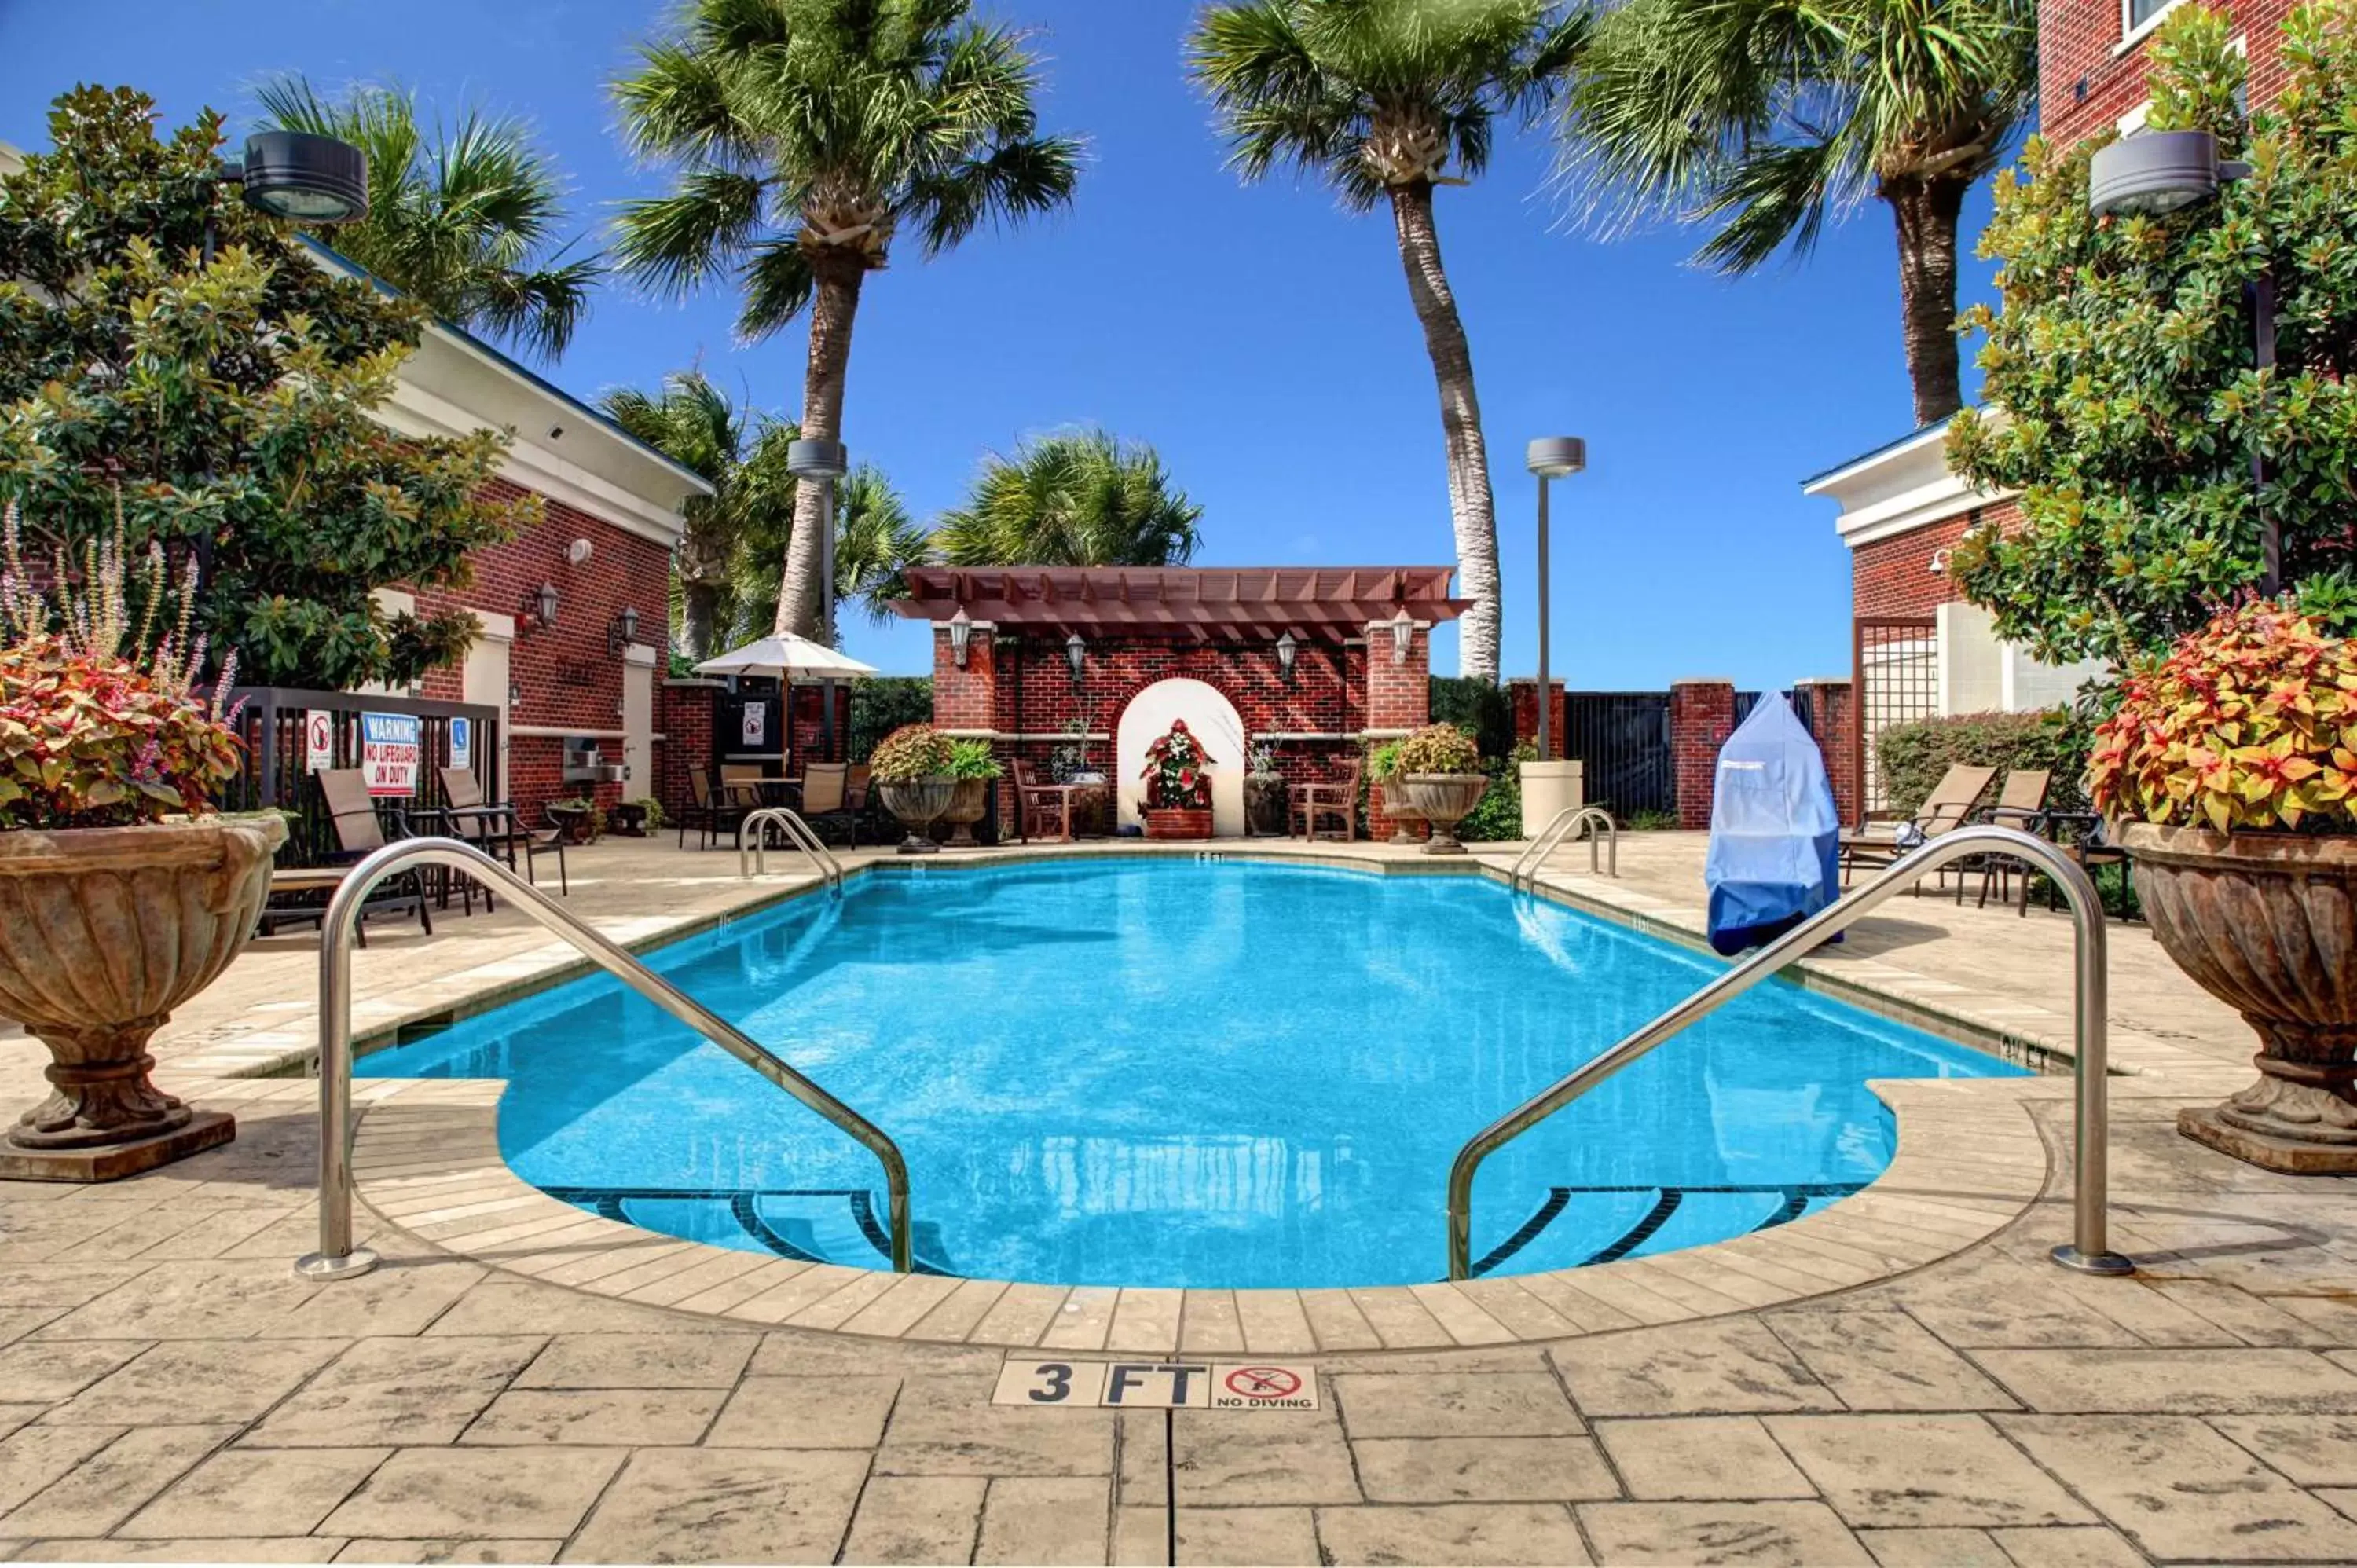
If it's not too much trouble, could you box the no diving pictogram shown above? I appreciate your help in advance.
[1223,1366,1301,1400]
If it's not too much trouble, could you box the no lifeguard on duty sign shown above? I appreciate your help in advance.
[992,1359,1318,1411]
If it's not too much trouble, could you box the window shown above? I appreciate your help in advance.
[2127,0,2177,27]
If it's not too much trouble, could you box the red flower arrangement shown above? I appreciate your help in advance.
[1139,718,1213,812]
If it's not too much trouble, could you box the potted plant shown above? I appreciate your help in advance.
[1395,723,1489,855]
[546,796,605,844]
[2089,603,2357,1172]
[940,738,1002,849]
[0,508,284,1181]
[610,797,665,837]
[1138,718,1215,840]
[1243,740,1288,837]
[871,723,956,855]
[1367,739,1425,844]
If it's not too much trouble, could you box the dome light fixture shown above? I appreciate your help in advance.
[229,131,370,225]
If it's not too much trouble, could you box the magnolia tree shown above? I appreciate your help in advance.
[1948,2,2357,668]
[0,87,531,689]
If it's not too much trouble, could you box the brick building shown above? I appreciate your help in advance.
[893,566,1466,837]
[1805,0,2288,820]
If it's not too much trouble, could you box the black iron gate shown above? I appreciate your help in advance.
[227,687,502,866]
[1562,691,1673,818]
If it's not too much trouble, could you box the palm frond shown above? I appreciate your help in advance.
[934,428,1201,569]
[613,169,768,298]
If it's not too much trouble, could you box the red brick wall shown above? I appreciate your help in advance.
[1797,679,1860,829]
[932,626,998,731]
[1670,680,1738,829]
[409,478,669,825]
[1508,680,1567,755]
[656,681,720,819]
[2042,0,2297,153]
[1366,626,1431,734]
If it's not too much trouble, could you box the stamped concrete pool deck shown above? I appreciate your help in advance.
[1,832,2352,1565]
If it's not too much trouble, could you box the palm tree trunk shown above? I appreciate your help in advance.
[776,255,867,641]
[680,581,719,661]
[1887,175,1968,427]
[1388,182,1501,684]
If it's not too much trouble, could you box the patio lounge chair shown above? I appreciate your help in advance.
[1967,768,2051,909]
[257,768,432,945]
[1838,763,1996,887]
[425,766,567,896]
[1291,760,1363,842]
[1013,759,1076,843]
[678,766,750,851]
[794,761,863,846]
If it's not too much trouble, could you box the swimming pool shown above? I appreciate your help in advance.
[366,858,2023,1290]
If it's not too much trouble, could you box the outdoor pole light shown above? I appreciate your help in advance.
[1065,631,1087,687]
[1276,629,1298,682]
[2088,130,2278,593]
[787,438,851,640]
[1525,438,1586,763]
[948,607,976,667]
[205,130,370,269]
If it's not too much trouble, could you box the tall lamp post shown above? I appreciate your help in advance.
[1525,438,1586,761]
[2088,130,2278,594]
[787,437,850,759]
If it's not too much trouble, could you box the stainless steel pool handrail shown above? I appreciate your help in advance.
[1448,824,2129,1283]
[295,837,911,1282]
[738,807,843,891]
[1512,804,1618,888]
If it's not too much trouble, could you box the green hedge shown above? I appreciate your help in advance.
[1875,708,2090,818]
[849,677,935,761]
[1428,676,1516,760]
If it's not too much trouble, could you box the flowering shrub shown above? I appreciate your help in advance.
[1393,722,1482,775]
[2089,603,2357,833]
[868,723,953,782]
[0,504,244,829]
[1140,719,1212,811]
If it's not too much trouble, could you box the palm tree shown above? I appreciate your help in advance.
[934,429,1202,568]
[1559,0,2035,427]
[599,371,747,658]
[613,0,1081,644]
[729,466,931,643]
[1190,0,1585,683]
[256,78,602,361]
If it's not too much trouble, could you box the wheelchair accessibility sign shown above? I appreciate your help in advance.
[992,1359,1318,1410]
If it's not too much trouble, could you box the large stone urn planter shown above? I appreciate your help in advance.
[1400,774,1488,855]
[940,777,991,849]
[2120,822,2357,1173]
[1143,808,1213,841]
[1373,782,1427,846]
[878,778,956,855]
[0,813,287,1181]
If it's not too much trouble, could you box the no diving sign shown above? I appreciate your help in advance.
[991,1360,1317,1411]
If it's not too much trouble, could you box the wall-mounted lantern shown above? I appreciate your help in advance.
[1065,631,1087,687]
[522,584,559,632]
[508,679,522,709]
[948,608,976,668]
[1384,610,1416,665]
[1275,629,1298,682]
[609,606,640,655]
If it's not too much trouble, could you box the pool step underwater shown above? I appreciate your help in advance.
[1471,1182,1868,1278]
[542,1185,958,1275]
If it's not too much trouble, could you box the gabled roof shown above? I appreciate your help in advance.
[893,566,1469,643]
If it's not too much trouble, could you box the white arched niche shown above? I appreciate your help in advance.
[1114,676,1247,836]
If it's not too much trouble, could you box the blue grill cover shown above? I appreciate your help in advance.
[1705,692,1841,955]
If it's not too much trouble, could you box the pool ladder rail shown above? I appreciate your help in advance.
[295,837,911,1283]
[737,807,844,893]
[1450,822,2130,1285]
[1512,805,1618,888]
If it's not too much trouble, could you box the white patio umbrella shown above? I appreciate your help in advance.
[693,632,879,680]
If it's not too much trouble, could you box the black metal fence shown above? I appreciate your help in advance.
[1561,691,1674,818]
[225,687,502,866]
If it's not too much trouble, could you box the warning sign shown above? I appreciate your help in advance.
[305,711,335,775]
[991,1360,1316,1411]
[361,712,423,797]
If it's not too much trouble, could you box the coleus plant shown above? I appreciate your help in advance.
[2089,602,2357,833]
[1393,721,1483,775]
[867,723,953,782]
[0,503,244,829]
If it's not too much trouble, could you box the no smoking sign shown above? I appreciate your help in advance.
[992,1359,1318,1411]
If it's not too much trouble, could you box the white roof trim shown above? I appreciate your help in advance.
[1805,416,2015,551]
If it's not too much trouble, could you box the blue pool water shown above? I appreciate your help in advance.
[367,860,2023,1289]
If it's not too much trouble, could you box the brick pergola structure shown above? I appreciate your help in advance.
[893,566,1468,836]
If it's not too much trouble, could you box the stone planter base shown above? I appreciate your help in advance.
[0,1108,235,1183]
[2179,1105,2357,1175]
[1401,774,1489,855]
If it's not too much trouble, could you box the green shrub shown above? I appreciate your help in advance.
[1394,722,1482,775]
[944,738,1003,780]
[1875,708,2091,818]
[869,724,952,782]
[628,796,666,830]
[850,677,935,761]
[1456,741,1535,843]
[1625,808,1681,831]
[1429,677,1515,759]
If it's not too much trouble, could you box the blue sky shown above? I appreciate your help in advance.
[0,0,2001,687]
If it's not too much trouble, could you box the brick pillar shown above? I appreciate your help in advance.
[1365,620,1431,839]
[932,621,999,732]
[1793,677,1857,829]
[1670,678,1738,830]
[1506,679,1567,755]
